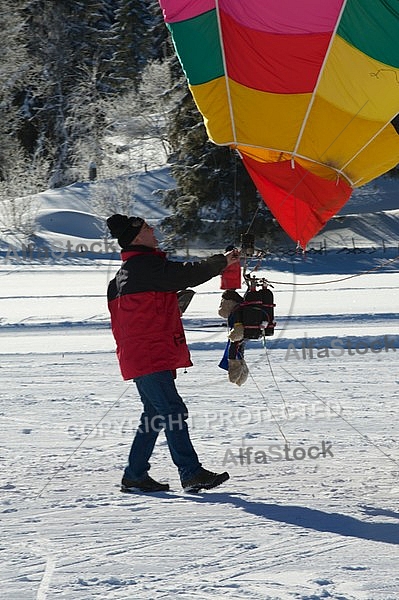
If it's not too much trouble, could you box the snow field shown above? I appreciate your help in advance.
[1,259,399,599]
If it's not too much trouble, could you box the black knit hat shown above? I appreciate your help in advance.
[106,214,144,248]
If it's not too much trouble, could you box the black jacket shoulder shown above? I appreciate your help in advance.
[109,249,227,297]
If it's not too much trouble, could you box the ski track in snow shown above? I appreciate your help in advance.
[1,262,399,599]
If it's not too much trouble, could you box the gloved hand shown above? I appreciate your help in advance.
[228,358,249,386]
[177,289,195,314]
[218,298,240,319]
[228,322,244,342]
[218,290,243,319]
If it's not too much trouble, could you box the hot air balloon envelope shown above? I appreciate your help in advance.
[159,0,399,247]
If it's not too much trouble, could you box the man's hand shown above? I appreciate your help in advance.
[224,248,240,267]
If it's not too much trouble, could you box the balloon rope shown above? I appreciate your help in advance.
[267,253,399,286]
[244,201,260,235]
[247,361,289,444]
[280,365,399,469]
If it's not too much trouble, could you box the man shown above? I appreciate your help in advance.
[106,213,240,493]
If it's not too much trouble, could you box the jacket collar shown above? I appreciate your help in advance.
[121,245,166,261]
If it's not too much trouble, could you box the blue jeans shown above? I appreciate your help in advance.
[124,370,201,482]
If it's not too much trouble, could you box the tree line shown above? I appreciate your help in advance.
[0,0,275,247]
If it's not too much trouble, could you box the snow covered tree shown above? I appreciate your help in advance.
[0,1,32,180]
[14,0,119,186]
[133,59,184,158]
[0,146,48,242]
[89,174,138,237]
[148,0,174,62]
[99,58,184,174]
[110,0,154,91]
[1,0,179,186]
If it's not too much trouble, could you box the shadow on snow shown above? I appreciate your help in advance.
[179,493,399,545]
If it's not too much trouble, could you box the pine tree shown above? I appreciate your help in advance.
[148,0,173,62]
[0,1,32,180]
[387,165,399,178]
[111,0,154,91]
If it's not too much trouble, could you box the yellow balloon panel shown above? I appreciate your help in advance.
[318,35,399,123]
[346,124,399,186]
[188,79,233,143]
[297,95,397,184]
[191,79,311,152]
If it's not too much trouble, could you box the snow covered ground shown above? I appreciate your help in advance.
[1,167,399,599]
[1,253,399,599]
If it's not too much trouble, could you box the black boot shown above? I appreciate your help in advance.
[121,475,170,493]
[182,468,230,493]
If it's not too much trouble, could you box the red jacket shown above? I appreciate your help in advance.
[107,246,227,379]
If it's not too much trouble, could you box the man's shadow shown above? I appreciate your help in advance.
[181,493,399,545]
